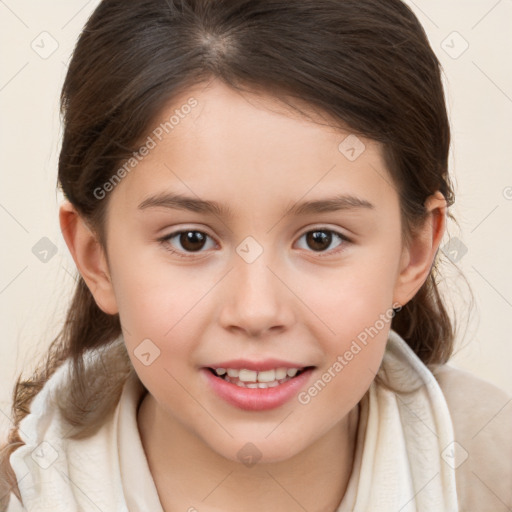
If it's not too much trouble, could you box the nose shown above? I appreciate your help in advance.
[218,253,296,338]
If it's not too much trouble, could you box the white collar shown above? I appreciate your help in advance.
[9,329,458,511]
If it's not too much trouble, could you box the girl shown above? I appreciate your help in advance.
[2,0,511,510]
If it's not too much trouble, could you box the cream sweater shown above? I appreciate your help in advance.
[5,330,512,511]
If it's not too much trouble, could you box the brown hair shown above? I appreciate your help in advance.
[1,0,466,505]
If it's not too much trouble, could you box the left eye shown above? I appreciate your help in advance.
[295,229,349,254]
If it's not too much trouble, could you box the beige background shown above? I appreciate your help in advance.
[1,0,511,440]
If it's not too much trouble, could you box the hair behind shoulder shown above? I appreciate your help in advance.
[1,0,470,504]
[0,280,129,506]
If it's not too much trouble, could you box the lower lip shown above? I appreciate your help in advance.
[201,367,314,411]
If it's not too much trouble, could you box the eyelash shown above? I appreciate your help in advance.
[157,227,352,259]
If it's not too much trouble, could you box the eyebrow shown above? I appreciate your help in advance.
[137,192,375,217]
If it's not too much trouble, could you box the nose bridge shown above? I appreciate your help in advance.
[219,242,294,336]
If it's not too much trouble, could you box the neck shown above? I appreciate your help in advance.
[137,393,360,512]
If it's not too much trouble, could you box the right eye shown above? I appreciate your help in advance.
[158,229,217,258]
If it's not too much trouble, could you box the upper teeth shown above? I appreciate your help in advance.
[215,367,300,382]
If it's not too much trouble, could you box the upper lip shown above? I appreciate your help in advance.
[205,359,313,371]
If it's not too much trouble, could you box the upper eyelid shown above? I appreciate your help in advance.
[160,228,219,245]
[160,225,350,238]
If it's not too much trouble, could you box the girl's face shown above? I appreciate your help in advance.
[94,79,425,462]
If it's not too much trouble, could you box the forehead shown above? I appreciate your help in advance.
[107,79,396,218]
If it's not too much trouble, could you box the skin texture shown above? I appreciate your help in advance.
[60,79,447,512]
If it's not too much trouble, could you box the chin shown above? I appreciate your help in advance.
[207,433,310,467]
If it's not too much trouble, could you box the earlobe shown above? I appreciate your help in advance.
[59,201,119,315]
[392,191,447,307]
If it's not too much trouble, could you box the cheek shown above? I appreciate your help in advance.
[108,236,198,333]
[293,249,398,404]
[298,333,387,440]
[113,263,203,411]
[107,259,196,391]
[296,255,398,340]
[298,291,392,422]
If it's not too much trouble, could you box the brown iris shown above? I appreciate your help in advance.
[306,231,332,251]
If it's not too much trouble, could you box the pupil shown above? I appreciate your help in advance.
[181,231,206,251]
[307,231,331,251]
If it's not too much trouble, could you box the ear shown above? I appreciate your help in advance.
[59,200,119,315]
[393,191,447,308]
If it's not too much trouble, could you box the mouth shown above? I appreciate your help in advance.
[202,365,316,411]
[206,366,315,389]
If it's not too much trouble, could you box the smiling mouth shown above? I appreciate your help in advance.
[206,366,314,388]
